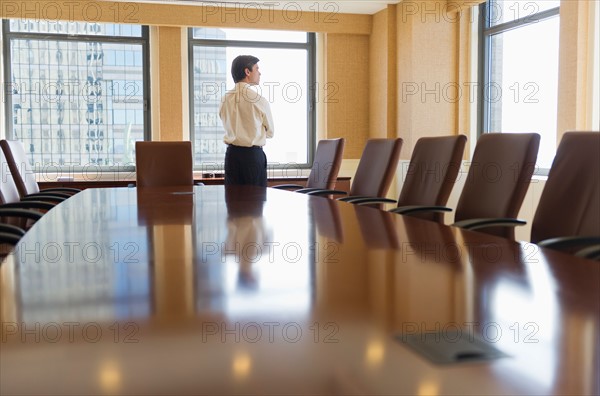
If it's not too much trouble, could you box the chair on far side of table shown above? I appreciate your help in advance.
[355,135,467,224]
[135,141,194,188]
[308,138,403,205]
[273,138,345,193]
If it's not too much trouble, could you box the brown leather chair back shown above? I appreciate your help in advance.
[0,140,41,197]
[135,141,194,188]
[455,133,540,239]
[306,138,345,190]
[397,135,467,223]
[0,148,40,230]
[350,138,403,198]
[0,148,24,204]
[531,132,600,243]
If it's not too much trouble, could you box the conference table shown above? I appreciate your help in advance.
[1,185,598,395]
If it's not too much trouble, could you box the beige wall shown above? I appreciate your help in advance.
[395,1,460,159]
[369,6,397,140]
[369,9,390,140]
[151,26,189,141]
[557,0,598,138]
[325,33,370,158]
[0,0,371,33]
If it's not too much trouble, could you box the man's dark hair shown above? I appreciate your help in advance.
[231,55,259,83]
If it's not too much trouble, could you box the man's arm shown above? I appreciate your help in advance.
[262,102,275,138]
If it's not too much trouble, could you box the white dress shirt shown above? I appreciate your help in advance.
[219,82,275,147]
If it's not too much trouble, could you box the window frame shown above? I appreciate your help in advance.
[477,1,560,174]
[1,19,151,172]
[187,28,316,171]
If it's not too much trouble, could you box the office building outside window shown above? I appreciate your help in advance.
[189,28,315,171]
[2,20,149,170]
[479,0,560,171]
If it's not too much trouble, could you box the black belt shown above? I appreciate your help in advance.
[227,144,262,149]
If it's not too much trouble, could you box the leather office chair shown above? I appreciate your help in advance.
[0,231,22,246]
[0,221,27,257]
[308,138,403,203]
[0,140,80,199]
[1,148,60,206]
[476,132,600,254]
[274,138,345,193]
[1,149,54,230]
[0,158,53,232]
[0,223,26,238]
[384,133,539,240]
[0,229,23,258]
[135,141,194,188]
[355,135,467,223]
[451,133,540,239]
[531,132,600,247]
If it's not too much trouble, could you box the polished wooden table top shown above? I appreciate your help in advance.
[1,186,598,395]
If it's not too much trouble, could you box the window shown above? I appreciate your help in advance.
[2,20,150,169]
[189,28,316,171]
[479,0,560,171]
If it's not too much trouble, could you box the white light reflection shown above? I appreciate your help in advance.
[222,193,311,318]
[490,255,558,389]
[222,254,310,317]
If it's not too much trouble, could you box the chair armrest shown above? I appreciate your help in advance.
[295,187,325,194]
[0,208,44,221]
[21,195,64,204]
[537,236,600,250]
[0,223,26,237]
[26,191,71,199]
[350,197,398,205]
[389,205,452,214]
[575,245,600,261]
[453,218,526,231]
[336,195,374,202]
[306,189,348,196]
[0,232,22,246]
[1,201,55,211]
[41,187,80,194]
[272,184,304,190]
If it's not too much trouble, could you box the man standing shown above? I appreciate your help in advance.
[219,55,274,186]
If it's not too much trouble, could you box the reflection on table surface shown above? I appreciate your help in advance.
[1,185,598,395]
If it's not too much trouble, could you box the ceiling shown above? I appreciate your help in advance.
[129,0,402,15]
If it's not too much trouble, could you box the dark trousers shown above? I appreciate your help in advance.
[224,145,267,187]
